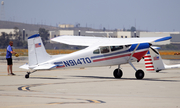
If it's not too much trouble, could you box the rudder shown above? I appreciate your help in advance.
[144,47,165,72]
[28,34,50,66]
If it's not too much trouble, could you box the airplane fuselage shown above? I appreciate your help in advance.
[45,43,150,70]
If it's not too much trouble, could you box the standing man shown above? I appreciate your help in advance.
[6,41,16,75]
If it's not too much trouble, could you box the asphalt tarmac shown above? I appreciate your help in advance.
[0,57,180,108]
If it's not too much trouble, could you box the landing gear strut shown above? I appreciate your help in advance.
[126,43,145,79]
[25,70,36,79]
[129,61,145,79]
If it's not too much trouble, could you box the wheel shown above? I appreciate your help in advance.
[135,69,144,79]
[25,74,29,79]
[156,70,161,72]
[113,69,123,78]
[25,73,30,79]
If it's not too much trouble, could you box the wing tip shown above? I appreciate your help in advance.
[154,36,172,42]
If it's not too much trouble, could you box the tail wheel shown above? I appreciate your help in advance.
[25,72,30,79]
[135,69,144,79]
[113,69,123,78]
[25,74,29,79]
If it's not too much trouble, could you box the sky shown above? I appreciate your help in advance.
[1,0,180,32]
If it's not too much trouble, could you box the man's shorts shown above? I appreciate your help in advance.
[6,58,12,65]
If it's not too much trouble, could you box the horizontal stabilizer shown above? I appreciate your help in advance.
[33,64,57,70]
[19,63,30,70]
[164,64,180,69]
[19,63,62,70]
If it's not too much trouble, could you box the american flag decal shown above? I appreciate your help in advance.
[35,43,41,48]
[153,56,159,61]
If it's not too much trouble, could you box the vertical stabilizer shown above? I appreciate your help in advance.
[144,48,165,72]
[28,34,50,66]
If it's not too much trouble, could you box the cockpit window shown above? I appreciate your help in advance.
[93,49,100,54]
[110,46,123,51]
[125,45,131,48]
[100,46,110,53]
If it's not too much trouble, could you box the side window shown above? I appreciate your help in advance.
[125,45,131,48]
[93,49,100,54]
[110,46,123,51]
[100,46,110,53]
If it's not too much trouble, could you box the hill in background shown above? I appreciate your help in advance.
[0,20,97,31]
[0,20,60,31]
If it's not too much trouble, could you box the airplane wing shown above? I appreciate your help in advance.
[51,36,103,46]
[51,35,171,46]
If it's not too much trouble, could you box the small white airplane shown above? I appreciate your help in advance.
[20,34,172,79]
[144,47,180,72]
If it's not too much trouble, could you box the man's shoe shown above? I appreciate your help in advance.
[11,73,16,75]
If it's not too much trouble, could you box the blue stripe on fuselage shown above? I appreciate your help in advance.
[91,43,150,59]
[54,61,63,64]
[91,50,129,59]
[129,43,150,51]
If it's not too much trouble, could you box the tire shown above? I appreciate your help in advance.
[25,74,29,79]
[156,70,161,72]
[135,69,144,79]
[113,69,123,78]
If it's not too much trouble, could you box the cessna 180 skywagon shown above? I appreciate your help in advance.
[20,34,172,79]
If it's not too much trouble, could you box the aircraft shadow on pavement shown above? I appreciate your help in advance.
[30,77,65,80]
[71,75,115,79]
[72,75,180,82]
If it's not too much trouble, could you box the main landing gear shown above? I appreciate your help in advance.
[25,70,36,79]
[135,69,144,79]
[113,68,123,78]
[113,64,123,78]
[113,63,145,79]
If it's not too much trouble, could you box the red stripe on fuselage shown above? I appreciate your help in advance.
[132,50,148,61]
[56,65,65,68]
[93,53,130,62]
[93,50,148,62]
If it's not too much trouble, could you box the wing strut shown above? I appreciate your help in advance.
[126,43,145,79]
[127,43,140,71]
[129,61,137,71]
[127,43,140,62]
